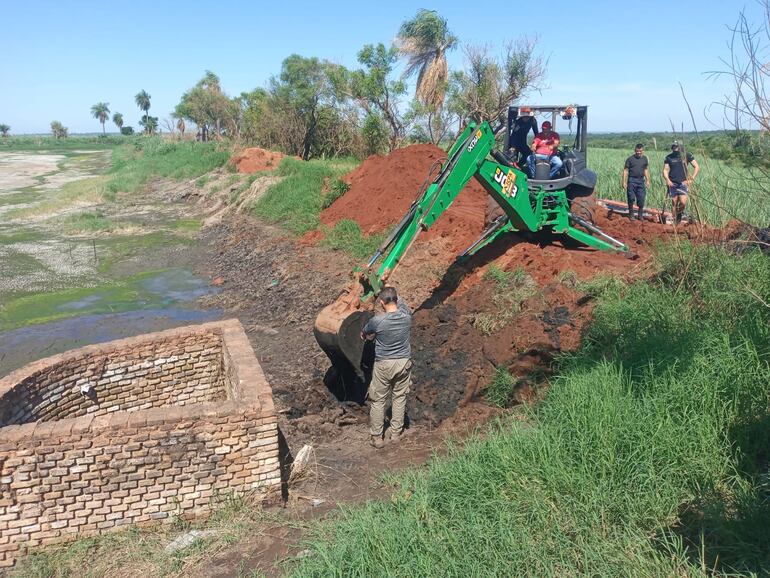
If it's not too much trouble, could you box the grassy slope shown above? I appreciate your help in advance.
[107,139,231,194]
[291,244,770,577]
[253,157,358,235]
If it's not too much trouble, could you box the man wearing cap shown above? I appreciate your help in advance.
[527,121,563,179]
[622,144,651,220]
[509,107,539,165]
[663,141,700,224]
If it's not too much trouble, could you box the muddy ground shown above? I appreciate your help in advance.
[189,195,684,577]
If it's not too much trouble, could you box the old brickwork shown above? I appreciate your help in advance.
[0,320,280,567]
[0,330,225,427]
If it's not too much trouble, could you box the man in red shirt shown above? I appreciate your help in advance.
[527,121,563,179]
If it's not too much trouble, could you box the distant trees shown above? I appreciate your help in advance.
[90,102,110,134]
[135,90,154,133]
[50,121,68,138]
[153,10,546,157]
[174,70,238,141]
[112,112,124,132]
[332,43,408,153]
[0,124,9,137]
[139,114,158,134]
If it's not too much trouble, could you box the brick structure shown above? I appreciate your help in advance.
[0,320,280,568]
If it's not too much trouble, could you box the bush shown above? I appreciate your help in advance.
[120,126,134,136]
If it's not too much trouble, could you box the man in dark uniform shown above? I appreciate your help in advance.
[509,107,538,165]
[663,140,700,224]
[622,144,650,220]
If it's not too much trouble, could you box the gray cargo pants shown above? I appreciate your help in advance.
[368,358,412,437]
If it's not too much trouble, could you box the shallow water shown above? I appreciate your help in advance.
[0,307,222,375]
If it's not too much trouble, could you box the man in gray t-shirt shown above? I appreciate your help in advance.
[361,286,413,448]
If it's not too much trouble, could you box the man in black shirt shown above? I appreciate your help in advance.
[509,107,538,165]
[663,141,700,224]
[622,143,650,220]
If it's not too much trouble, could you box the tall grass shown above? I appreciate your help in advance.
[0,134,127,151]
[590,147,770,227]
[253,157,357,235]
[291,244,770,577]
[107,138,230,194]
[320,219,385,260]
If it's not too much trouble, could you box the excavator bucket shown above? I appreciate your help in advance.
[313,279,374,382]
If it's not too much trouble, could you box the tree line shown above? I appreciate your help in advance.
[73,10,544,157]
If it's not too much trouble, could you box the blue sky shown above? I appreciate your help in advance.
[1,0,762,134]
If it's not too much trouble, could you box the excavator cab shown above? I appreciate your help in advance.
[507,105,596,198]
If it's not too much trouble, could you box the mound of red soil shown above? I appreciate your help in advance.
[320,144,487,254]
[231,147,287,173]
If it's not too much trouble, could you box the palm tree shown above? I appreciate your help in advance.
[50,121,68,139]
[135,90,151,131]
[396,9,458,109]
[0,124,9,137]
[112,112,124,132]
[91,102,110,134]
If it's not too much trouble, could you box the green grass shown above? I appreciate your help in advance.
[253,157,357,235]
[321,178,351,209]
[0,134,127,151]
[291,243,770,577]
[12,492,282,578]
[107,138,231,194]
[471,265,537,335]
[0,266,190,330]
[484,367,517,408]
[576,272,625,299]
[171,218,202,233]
[320,219,385,260]
[58,211,113,233]
[590,147,770,226]
[4,176,108,220]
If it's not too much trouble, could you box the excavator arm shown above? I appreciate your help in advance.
[315,120,628,384]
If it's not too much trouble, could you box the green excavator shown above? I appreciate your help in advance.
[314,107,628,384]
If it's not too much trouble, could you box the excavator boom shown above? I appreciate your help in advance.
[314,120,628,384]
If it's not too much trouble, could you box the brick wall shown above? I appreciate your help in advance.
[0,320,280,568]
[0,329,226,427]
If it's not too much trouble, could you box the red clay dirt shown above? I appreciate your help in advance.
[320,144,488,254]
[231,147,288,173]
[306,143,702,423]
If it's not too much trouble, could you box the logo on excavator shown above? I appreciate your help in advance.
[466,129,483,152]
[494,167,518,198]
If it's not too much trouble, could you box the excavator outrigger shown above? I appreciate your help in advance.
[315,111,628,384]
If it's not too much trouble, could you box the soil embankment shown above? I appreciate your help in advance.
[231,147,288,173]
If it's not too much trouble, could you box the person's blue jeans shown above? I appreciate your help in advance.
[527,153,563,178]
